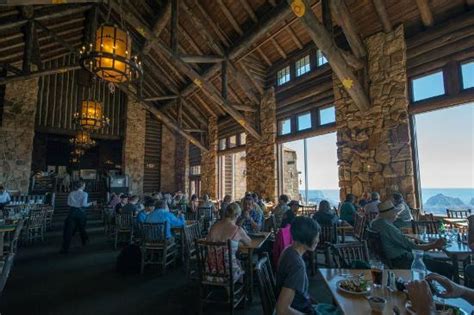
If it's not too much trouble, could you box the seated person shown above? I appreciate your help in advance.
[219,194,232,218]
[358,192,370,208]
[340,194,357,226]
[145,199,185,239]
[281,210,296,229]
[0,185,11,210]
[273,194,290,228]
[406,273,474,315]
[121,195,139,216]
[206,203,251,282]
[312,200,338,226]
[392,192,413,228]
[273,209,295,267]
[200,194,217,216]
[107,193,121,209]
[188,194,199,213]
[114,194,128,214]
[237,196,263,233]
[136,197,155,223]
[288,200,301,216]
[363,192,381,214]
[276,217,338,315]
[371,201,451,278]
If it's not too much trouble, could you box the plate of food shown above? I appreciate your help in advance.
[336,278,371,295]
[406,301,468,315]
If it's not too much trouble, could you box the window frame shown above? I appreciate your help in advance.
[316,49,328,67]
[296,111,312,131]
[460,59,474,91]
[276,66,291,86]
[295,55,311,77]
[318,105,336,126]
[278,118,293,136]
[409,69,447,103]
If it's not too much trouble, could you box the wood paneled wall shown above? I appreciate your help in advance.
[189,143,201,166]
[143,112,162,193]
[35,54,125,138]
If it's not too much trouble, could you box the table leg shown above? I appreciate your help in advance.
[452,255,460,283]
[247,249,254,302]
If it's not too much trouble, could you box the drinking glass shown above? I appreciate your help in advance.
[452,228,459,242]
[420,225,427,240]
[370,260,384,287]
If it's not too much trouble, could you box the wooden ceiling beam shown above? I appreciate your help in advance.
[180,55,225,63]
[230,103,257,112]
[330,0,366,58]
[287,0,369,111]
[143,95,178,101]
[239,0,258,23]
[228,62,261,103]
[0,0,99,4]
[193,0,231,47]
[321,0,333,33]
[287,26,303,49]
[371,0,393,33]
[34,20,80,58]
[415,0,434,27]
[216,0,244,36]
[193,93,219,117]
[257,47,272,66]
[142,0,171,55]
[0,64,80,84]
[270,37,287,59]
[184,128,206,133]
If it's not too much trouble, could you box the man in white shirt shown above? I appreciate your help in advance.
[364,192,381,214]
[0,185,11,210]
[60,181,94,254]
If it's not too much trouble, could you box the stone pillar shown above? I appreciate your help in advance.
[175,134,189,193]
[160,125,176,192]
[334,25,416,206]
[200,116,217,198]
[122,97,146,196]
[0,78,39,193]
[246,88,277,202]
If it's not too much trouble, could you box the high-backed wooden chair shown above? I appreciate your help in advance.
[410,208,421,221]
[446,208,471,219]
[330,241,370,269]
[411,219,440,235]
[309,224,338,274]
[255,253,276,315]
[299,205,316,217]
[22,210,45,244]
[195,239,245,315]
[182,222,202,280]
[366,228,393,268]
[114,213,134,249]
[197,206,214,234]
[365,211,378,223]
[140,222,177,274]
[344,213,366,243]
[3,220,24,255]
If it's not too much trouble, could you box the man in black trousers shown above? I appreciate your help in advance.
[60,181,95,254]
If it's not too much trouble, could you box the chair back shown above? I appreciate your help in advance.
[195,239,234,284]
[446,208,471,219]
[10,220,24,254]
[0,254,15,296]
[366,228,391,267]
[410,208,421,221]
[141,222,167,243]
[318,224,338,247]
[411,220,440,235]
[330,241,370,268]
[185,211,198,221]
[365,211,378,223]
[183,222,202,257]
[353,213,367,241]
[27,210,45,229]
[198,206,214,232]
[255,253,277,315]
[263,215,276,233]
[116,213,134,230]
[299,205,316,217]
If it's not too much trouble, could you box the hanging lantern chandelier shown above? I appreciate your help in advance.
[69,130,96,150]
[70,155,81,165]
[73,96,109,130]
[71,147,85,158]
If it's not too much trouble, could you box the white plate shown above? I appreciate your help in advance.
[336,279,371,295]
[406,301,469,315]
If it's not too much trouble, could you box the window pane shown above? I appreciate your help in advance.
[319,106,336,125]
[411,71,445,102]
[229,135,237,148]
[297,112,312,131]
[461,61,474,89]
[240,132,247,145]
[277,66,291,86]
[414,103,474,215]
[219,138,226,150]
[317,50,328,66]
[279,119,292,135]
[296,55,310,77]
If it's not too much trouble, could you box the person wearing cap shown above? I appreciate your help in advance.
[370,200,451,277]
[238,196,263,233]
[0,185,11,210]
[115,194,128,214]
[340,194,357,226]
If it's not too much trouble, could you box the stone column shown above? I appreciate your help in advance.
[334,25,416,206]
[246,88,277,202]
[175,134,189,193]
[160,125,176,192]
[0,78,39,193]
[200,116,217,198]
[122,97,146,196]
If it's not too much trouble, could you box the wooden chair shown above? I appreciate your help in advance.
[309,224,338,274]
[410,208,421,221]
[446,208,471,219]
[140,222,177,274]
[3,220,24,255]
[0,254,15,297]
[114,213,134,249]
[198,206,214,234]
[411,219,440,235]
[344,213,366,242]
[263,215,277,240]
[195,239,245,315]
[22,210,45,244]
[182,222,202,280]
[366,228,392,268]
[43,205,54,230]
[365,211,378,223]
[330,241,370,269]
[255,253,277,315]
[299,205,316,217]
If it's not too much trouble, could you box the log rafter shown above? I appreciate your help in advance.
[415,0,434,27]
[371,0,393,33]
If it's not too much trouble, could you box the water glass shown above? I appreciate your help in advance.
[370,260,384,287]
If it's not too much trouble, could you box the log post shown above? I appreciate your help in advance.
[371,0,393,33]
[221,59,228,100]
[171,0,178,54]
[415,0,434,27]
[142,0,171,55]
[21,7,34,74]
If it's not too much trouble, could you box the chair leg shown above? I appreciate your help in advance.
[114,232,118,249]
[140,249,145,274]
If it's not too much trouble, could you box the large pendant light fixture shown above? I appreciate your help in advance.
[69,130,96,150]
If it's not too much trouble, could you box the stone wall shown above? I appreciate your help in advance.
[0,78,39,193]
[160,125,176,193]
[200,116,217,198]
[282,147,300,200]
[175,134,189,193]
[122,97,146,196]
[334,25,416,206]
[246,88,277,202]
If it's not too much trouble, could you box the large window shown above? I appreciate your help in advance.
[279,133,340,207]
[279,118,292,135]
[461,61,474,89]
[411,71,445,102]
[277,66,291,86]
[297,112,312,131]
[317,50,328,67]
[218,151,247,200]
[295,55,311,77]
[319,106,336,125]
[414,103,474,215]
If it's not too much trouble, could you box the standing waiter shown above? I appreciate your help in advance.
[60,181,95,254]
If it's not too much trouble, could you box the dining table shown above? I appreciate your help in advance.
[239,231,271,302]
[406,233,473,283]
[318,268,473,315]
